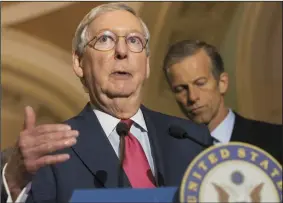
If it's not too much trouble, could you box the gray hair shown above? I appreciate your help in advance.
[72,3,150,57]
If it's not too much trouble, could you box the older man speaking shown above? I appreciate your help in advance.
[2,3,211,203]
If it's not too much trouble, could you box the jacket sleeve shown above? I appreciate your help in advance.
[25,165,57,203]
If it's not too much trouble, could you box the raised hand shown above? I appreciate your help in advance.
[5,106,79,201]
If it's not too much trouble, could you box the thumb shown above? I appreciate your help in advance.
[23,106,36,130]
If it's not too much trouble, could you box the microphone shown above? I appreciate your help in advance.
[116,122,130,137]
[94,170,107,188]
[168,125,215,149]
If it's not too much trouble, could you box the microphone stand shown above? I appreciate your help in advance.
[118,135,125,187]
[116,122,129,187]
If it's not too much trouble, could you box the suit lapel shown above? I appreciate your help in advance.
[71,103,131,188]
[230,113,250,142]
[141,106,166,187]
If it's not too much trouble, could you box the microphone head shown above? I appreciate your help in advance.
[116,122,130,136]
[168,125,188,139]
[169,125,213,148]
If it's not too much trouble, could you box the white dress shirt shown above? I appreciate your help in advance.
[93,107,155,172]
[211,109,236,144]
[2,107,154,203]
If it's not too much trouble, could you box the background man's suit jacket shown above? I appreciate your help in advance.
[230,112,282,165]
[4,103,211,203]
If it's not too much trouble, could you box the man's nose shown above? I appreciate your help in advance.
[187,86,200,105]
[115,37,128,60]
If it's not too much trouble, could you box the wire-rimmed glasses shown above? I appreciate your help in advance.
[85,30,148,53]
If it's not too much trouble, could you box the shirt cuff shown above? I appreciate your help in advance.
[2,163,31,203]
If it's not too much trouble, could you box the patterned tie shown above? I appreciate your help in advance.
[120,119,156,188]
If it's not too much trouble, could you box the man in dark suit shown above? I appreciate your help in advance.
[2,4,212,203]
[163,39,282,165]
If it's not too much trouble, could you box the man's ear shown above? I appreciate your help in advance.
[72,52,89,92]
[72,52,83,78]
[146,57,150,79]
[218,72,229,95]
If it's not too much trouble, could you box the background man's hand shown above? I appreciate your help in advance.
[5,106,79,201]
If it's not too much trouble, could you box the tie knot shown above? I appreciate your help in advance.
[121,119,134,128]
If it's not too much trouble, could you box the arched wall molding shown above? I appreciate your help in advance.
[236,3,261,119]
[1,1,143,28]
[2,28,89,118]
[2,59,83,118]
[251,3,282,123]
[2,2,78,27]
[236,2,282,123]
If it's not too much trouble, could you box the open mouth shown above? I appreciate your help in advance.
[113,71,131,75]
[111,71,132,79]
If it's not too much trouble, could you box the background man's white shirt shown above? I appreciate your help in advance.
[211,109,236,144]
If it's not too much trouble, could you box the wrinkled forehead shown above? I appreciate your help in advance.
[87,10,144,37]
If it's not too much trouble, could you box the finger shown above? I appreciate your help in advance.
[37,154,70,168]
[33,130,79,147]
[35,124,71,134]
[23,106,36,130]
[27,137,77,158]
[26,154,70,173]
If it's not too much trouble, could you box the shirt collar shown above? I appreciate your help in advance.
[91,105,147,137]
[211,109,235,143]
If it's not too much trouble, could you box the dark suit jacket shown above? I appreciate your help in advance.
[10,103,210,203]
[230,112,282,165]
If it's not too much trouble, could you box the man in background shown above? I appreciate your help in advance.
[163,40,282,165]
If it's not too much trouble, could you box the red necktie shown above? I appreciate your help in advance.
[120,119,156,188]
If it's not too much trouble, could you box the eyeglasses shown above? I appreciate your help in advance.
[85,30,148,53]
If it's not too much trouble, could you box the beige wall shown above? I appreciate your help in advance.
[219,4,245,111]
[235,2,282,123]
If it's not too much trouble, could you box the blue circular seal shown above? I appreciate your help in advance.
[179,142,282,202]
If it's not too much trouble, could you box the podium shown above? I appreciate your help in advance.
[70,187,178,202]
[69,142,282,202]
